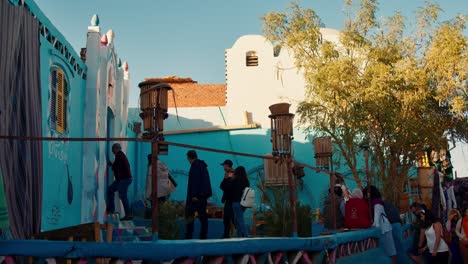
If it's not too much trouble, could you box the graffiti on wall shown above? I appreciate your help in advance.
[46,204,63,226]
[48,141,68,162]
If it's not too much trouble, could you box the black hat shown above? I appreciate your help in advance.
[220,159,233,167]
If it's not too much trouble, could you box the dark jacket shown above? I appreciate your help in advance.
[220,168,234,203]
[323,194,344,229]
[111,151,132,180]
[220,176,249,203]
[187,159,212,201]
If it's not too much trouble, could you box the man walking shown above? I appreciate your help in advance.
[185,150,212,239]
[220,159,235,238]
[107,143,133,221]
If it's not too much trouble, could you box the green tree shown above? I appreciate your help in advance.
[262,1,467,201]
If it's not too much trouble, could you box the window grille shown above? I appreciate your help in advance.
[50,67,68,133]
[246,51,258,67]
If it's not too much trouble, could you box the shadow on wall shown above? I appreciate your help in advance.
[127,129,337,212]
[127,108,215,132]
[165,113,214,130]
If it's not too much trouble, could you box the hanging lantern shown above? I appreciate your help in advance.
[263,154,289,186]
[268,103,294,157]
[313,137,332,167]
[138,80,172,136]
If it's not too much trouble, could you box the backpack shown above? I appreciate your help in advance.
[344,198,371,229]
[240,187,255,208]
[383,200,401,224]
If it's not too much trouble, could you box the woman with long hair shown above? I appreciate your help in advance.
[418,211,449,264]
[446,209,463,264]
[363,185,397,264]
[220,166,250,237]
[145,154,176,206]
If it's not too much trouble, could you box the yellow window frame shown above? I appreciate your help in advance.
[52,68,67,133]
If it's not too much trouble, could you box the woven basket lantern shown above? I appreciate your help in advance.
[138,80,172,133]
[313,137,332,166]
[263,154,289,186]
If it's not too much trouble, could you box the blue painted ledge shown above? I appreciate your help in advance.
[0,228,384,260]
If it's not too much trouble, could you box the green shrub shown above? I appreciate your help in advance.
[260,186,312,237]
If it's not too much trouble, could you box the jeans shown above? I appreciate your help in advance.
[185,198,208,239]
[232,202,248,237]
[223,202,234,238]
[429,251,449,264]
[449,240,463,264]
[106,178,132,216]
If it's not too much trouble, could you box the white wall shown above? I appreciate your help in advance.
[451,141,468,178]
[81,23,130,223]
[225,29,340,128]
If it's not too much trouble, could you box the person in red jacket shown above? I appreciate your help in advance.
[344,188,371,229]
[106,143,133,221]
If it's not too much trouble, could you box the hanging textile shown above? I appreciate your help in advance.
[0,0,43,239]
[0,169,8,229]
[431,169,441,218]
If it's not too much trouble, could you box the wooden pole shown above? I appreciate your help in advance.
[286,156,298,237]
[151,141,159,239]
[151,98,159,240]
[365,149,371,219]
[329,156,337,230]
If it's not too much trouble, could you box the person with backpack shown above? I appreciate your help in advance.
[364,185,397,264]
[382,199,407,263]
[344,188,371,229]
[220,166,250,237]
[185,150,212,239]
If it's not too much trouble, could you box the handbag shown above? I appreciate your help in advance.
[442,226,452,244]
[168,174,178,187]
[240,187,255,208]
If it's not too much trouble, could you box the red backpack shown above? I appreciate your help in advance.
[344,198,371,229]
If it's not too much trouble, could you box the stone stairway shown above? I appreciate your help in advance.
[105,214,153,242]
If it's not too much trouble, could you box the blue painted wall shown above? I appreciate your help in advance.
[23,0,89,231]
[125,114,364,213]
[9,0,130,231]
[39,37,86,231]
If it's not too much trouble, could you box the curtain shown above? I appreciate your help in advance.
[0,0,43,239]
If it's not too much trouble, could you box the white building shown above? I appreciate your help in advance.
[225,28,340,128]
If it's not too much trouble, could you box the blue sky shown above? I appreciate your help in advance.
[34,0,467,108]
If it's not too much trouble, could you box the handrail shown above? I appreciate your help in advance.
[0,228,384,260]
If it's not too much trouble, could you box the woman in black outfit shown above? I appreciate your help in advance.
[220,166,250,237]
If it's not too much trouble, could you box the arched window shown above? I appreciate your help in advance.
[246,51,258,67]
[50,67,69,133]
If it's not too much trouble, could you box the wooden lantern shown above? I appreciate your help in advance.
[269,103,294,157]
[263,154,289,186]
[138,81,172,134]
[313,137,332,167]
